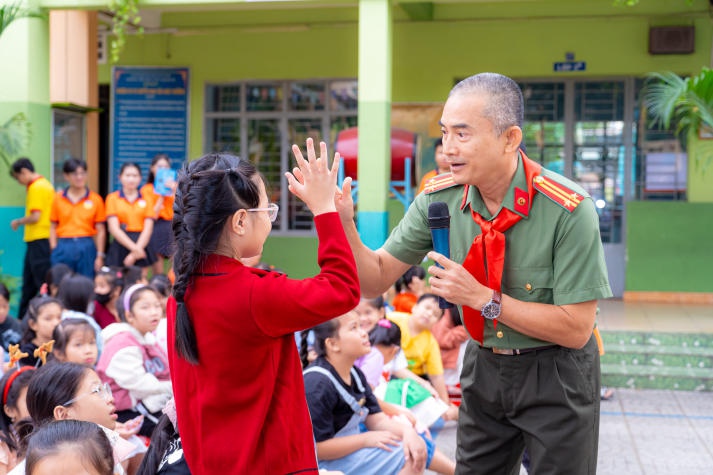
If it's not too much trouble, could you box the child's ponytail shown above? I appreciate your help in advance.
[299,330,311,369]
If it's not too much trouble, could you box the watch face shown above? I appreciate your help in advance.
[482,301,501,320]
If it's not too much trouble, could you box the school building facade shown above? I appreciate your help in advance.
[1,0,712,311]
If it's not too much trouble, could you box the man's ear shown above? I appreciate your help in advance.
[53,405,70,421]
[503,125,523,154]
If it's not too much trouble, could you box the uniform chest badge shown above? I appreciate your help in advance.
[83,200,93,209]
[138,199,147,208]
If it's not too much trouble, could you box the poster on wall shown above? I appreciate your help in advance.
[110,67,189,192]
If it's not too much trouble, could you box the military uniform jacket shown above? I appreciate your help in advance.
[383,153,613,348]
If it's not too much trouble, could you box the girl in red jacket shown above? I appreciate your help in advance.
[167,139,360,474]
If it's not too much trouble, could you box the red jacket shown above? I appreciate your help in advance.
[167,213,360,474]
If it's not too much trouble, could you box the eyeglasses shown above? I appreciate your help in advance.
[61,382,113,406]
[246,203,279,223]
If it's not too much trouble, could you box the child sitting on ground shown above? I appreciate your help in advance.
[388,294,458,421]
[0,283,22,352]
[52,318,98,367]
[0,367,36,474]
[19,297,62,367]
[97,284,172,437]
[24,420,114,475]
[301,310,429,475]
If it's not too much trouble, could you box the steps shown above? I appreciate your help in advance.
[600,331,713,391]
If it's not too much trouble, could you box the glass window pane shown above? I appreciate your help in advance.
[246,84,282,112]
[206,85,241,112]
[53,109,85,189]
[329,80,358,111]
[248,119,282,227]
[207,118,241,154]
[290,82,326,111]
[288,118,324,230]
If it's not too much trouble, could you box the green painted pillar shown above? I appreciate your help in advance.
[0,0,50,299]
[357,0,392,250]
[687,132,713,203]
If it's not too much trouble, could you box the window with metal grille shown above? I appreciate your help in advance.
[205,79,357,234]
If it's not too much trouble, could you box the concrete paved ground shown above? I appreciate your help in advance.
[428,388,713,475]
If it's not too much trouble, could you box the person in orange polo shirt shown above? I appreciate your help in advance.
[10,157,55,319]
[417,138,450,195]
[50,159,107,278]
[105,162,155,277]
[141,153,176,276]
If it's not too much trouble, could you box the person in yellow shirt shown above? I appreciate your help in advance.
[388,293,451,405]
[10,157,55,319]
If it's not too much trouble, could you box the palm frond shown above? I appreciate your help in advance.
[0,2,45,39]
[643,72,687,130]
[0,112,32,170]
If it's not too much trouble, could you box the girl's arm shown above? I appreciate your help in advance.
[366,412,427,471]
[133,218,154,254]
[428,373,451,404]
[316,432,401,461]
[377,398,417,427]
[49,222,58,250]
[103,346,172,411]
[107,216,140,251]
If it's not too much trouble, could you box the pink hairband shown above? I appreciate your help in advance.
[123,283,145,313]
[377,319,392,329]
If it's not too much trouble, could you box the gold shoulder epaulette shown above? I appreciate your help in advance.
[424,173,458,194]
[533,175,582,212]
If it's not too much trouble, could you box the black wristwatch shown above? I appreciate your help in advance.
[481,289,502,320]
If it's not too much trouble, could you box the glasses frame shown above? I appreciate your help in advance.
[61,382,113,407]
[246,202,279,223]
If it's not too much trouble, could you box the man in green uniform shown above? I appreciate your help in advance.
[335,73,612,474]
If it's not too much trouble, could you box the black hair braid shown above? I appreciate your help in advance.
[171,153,261,364]
[299,330,311,369]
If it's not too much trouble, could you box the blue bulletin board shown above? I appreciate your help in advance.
[110,67,189,192]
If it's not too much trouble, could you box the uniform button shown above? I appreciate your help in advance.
[496,331,504,339]
[525,283,532,291]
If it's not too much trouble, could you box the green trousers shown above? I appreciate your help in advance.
[456,336,600,475]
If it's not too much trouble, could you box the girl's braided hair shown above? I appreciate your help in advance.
[172,153,261,364]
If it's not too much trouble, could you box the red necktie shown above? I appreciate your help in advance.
[461,155,541,343]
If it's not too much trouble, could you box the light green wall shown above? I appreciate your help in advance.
[86,2,711,287]
[626,201,713,292]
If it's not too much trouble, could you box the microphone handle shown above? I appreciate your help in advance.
[430,227,454,309]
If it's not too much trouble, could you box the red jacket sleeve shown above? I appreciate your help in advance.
[253,212,361,337]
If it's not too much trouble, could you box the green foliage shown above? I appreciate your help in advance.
[0,2,44,38]
[644,68,713,172]
[0,112,32,170]
[108,0,143,64]
[0,250,21,315]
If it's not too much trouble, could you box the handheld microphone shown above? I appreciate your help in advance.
[428,201,454,309]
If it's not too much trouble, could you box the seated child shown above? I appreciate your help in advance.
[0,367,36,475]
[52,319,98,367]
[0,283,22,352]
[97,284,172,437]
[93,266,124,329]
[24,420,114,475]
[19,297,62,367]
[301,310,430,475]
[391,266,426,313]
[388,294,458,421]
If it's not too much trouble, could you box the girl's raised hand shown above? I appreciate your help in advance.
[286,138,341,216]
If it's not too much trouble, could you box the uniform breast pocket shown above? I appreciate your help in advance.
[502,266,554,303]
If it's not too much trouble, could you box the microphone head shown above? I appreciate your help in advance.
[428,201,450,229]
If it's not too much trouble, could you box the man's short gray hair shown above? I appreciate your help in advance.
[450,73,524,136]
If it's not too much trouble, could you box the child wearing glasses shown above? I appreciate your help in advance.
[167,139,360,474]
[9,362,143,475]
[97,284,172,438]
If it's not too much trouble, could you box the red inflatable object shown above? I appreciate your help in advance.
[335,127,417,183]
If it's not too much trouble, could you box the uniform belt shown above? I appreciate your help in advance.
[482,345,559,356]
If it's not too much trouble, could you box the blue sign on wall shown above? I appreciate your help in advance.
[110,67,189,192]
[553,61,587,72]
